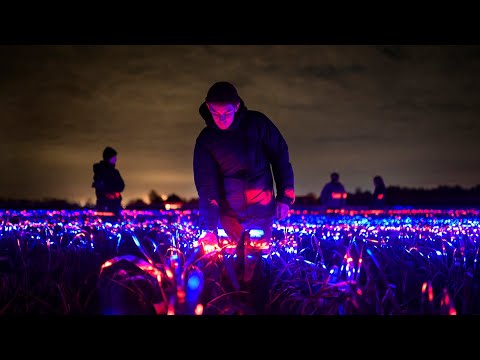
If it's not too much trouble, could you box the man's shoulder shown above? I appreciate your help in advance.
[244,110,274,130]
[196,127,213,141]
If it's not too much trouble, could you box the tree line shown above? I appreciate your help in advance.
[1,185,480,210]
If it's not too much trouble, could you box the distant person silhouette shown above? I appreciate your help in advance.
[319,172,347,210]
[371,175,386,209]
[92,146,125,219]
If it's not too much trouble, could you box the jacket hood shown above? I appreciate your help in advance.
[198,98,247,131]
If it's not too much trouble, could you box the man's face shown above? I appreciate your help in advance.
[207,102,240,130]
[109,155,117,165]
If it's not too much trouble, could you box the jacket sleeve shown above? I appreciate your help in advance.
[193,139,220,231]
[92,164,105,189]
[112,170,125,193]
[262,116,295,206]
[320,184,330,204]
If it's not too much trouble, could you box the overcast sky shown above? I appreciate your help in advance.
[1,45,479,205]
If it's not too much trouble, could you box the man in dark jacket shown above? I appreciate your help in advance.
[319,172,347,210]
[371,175,387,209]
[193,81,295,251]
[92,146,125,218]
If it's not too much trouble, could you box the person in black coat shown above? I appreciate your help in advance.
[371,175,386,209]
[319,172,347,210]
[92,146,125,218]
[193,81,295,250]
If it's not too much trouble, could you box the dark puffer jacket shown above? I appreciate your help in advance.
[193,99,295,231]
[92,161,125,214]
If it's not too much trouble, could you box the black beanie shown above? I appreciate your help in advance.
[102,146,117,161]
[205,81,240,103]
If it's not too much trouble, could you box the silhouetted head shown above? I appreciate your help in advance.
[330,172,340,182]
[103,146,117,165]
[373,175,384,187]
[205,81,241,130]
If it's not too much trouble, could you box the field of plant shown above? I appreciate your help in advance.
[1,208,478,315]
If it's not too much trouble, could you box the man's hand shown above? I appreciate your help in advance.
[199,231,218,252]
[276,202,290,221]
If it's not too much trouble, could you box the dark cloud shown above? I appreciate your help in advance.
[376,45,409,61]
[299,63,366,79]
[311,134,389,144]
